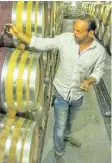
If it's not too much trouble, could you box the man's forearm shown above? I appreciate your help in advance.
[16,32,31,44]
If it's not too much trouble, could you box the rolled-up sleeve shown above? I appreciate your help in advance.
[29,35,62,51]
[89,50,106,83]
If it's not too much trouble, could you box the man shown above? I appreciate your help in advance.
[7,14,106,162]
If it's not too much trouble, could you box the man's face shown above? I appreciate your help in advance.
[73,19,91,44]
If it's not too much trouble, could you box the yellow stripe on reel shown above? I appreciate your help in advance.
[16,1,24,33]
[5,50,20,107]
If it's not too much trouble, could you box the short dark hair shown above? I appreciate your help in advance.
[76,14,96,31]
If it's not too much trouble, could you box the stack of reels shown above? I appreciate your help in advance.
[0,1,64,163]
[0,112,38,163]
[81,1,112,55]
[64,1,83,19]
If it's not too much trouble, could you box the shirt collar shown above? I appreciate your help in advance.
[90,37,97,48]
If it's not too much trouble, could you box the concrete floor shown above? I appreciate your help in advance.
[41,19,111,163]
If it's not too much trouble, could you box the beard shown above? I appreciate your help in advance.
[74,37,79,44]
[74,37,83,44]
[74,36,88,45]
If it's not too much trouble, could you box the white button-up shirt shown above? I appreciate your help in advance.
[30,32,106,101]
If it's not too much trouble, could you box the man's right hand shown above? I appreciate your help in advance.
[4,24,31,45]
[5,24,19,37]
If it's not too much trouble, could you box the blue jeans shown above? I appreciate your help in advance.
[53,88,83,154]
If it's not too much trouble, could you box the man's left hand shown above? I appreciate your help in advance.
[80,80,90,91]
[80,77,96,91]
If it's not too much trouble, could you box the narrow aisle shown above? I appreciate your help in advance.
[42,86,110,163]
[41,19,110,163]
